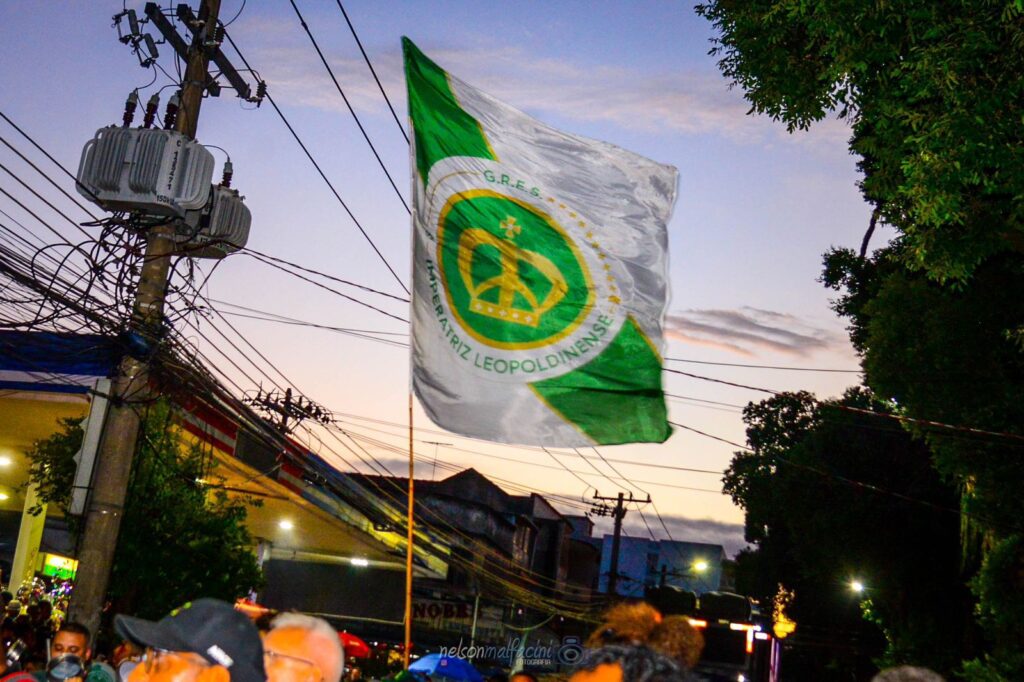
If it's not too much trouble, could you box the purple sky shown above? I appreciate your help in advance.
[0,1,896,555]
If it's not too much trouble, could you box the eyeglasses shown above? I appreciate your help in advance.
[263,650,324,682]
[143,648,212,675]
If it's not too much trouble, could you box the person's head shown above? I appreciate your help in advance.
[1,591,13,606]
[39,601,53,619]
[114,598,265,682]
[263,613,344,682]
[872,667,945,682]
[52,622,92,662]
[571,602,704,682]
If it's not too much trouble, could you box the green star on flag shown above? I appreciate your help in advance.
[405,37,677,446]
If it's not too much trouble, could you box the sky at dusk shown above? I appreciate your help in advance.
[0,1,898,556]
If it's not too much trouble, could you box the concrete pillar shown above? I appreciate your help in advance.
[10,484,47,590]
[250,539,272,602]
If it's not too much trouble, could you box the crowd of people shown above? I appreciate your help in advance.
[0,595,947,682]
[0,598,341,682]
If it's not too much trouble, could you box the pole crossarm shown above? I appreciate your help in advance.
[593,491,651,597]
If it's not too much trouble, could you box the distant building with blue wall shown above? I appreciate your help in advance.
[597,535,726,596]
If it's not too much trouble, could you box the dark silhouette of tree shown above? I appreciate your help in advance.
[726,388,968,678]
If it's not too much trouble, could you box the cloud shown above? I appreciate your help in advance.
[621,515,749,558]
[665,307,845,357]
[237,21,848,146]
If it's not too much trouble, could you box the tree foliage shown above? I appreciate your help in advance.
[696,3,1024,676]
[823,246,1024,678]
[695,0,1024,282]
[725,388,968,678]
[26,401,264,619]
[26,418,84,521]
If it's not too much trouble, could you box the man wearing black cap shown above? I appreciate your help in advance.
[114,598,264,682]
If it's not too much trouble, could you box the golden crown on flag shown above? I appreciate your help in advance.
[457,224,568,328]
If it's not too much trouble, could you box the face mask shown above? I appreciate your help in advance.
[47,654,85,682]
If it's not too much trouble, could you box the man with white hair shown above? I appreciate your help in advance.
[263,613,345,682]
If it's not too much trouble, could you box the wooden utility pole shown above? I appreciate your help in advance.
[404,394,415,668]
[69,0,222,636]
[594,490,651,597]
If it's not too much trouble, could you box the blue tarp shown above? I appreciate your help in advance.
[0,330,119,393]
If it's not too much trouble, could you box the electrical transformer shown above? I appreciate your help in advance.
[76,126,214,217]
[175,186,251,259]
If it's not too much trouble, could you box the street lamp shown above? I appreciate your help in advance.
[850,580,865,594]
[693,559,709,573]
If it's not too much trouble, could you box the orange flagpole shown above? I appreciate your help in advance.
[404,392,415,668]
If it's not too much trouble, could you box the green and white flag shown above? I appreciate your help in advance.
[405,38,677,446]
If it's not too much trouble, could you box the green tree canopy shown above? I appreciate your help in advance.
[726,388,968,677]
[26,401,263,619]
[696,1,1024,282]
[823,246,1024,677]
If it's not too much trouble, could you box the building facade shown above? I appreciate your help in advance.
[597,535,726,597]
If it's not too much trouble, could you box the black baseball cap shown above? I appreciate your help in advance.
[114,598,265,682]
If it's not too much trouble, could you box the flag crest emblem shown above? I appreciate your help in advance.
[440,190,593,348]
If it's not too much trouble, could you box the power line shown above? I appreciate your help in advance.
[0,110,96,200]
[667,418,1024,534]
[4,237,594,615]
[667,396,742,414]
[592,445,650,497]
[286,0,410,214]
[0,162,93,240]
[332,0,409,143]
[669,420,748,450]
[665,366,781,394]
[540,446,594,496]
[665,356,861,373]
[221,28,410,296]
[0,132,100,222]
[667,368,1024,445]
[338,422,724,493]
[573,445,632,497]
[172,343,597,612]
[330,413,726,475]
[173,299,605,607]
[243,250,408,323]
[211,298,406,335]
[221,0,247,27]
[242,248,408,302]
[0,184,84,245]
[215,309,407,348]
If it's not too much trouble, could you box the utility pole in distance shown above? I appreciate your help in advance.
[593,490,651,597]
[69,0,223,636]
